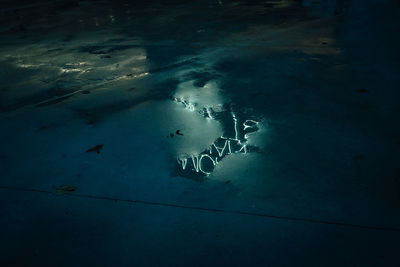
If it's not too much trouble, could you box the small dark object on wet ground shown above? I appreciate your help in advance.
[176,130,183,136]
[53,185,76,195]
[322,42,328,45]
[225,180,231,184]
[81,90,91,94]
[170,133,174,137]
[86,144,103,154]
[358,89,369,93]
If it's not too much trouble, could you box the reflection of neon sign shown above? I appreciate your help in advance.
[174,97,196,111]
[176,112,260,177]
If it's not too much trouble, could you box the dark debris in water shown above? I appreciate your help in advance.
[86,144,103,154]
[168,130,183,138]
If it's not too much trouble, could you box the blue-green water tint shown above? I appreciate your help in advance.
[1,0,400,266]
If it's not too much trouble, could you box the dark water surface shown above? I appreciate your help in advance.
[1,0,400,266]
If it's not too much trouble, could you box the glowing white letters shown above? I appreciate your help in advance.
[178,112,259,176]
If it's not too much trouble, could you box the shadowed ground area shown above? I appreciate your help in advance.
[1,0,400,266]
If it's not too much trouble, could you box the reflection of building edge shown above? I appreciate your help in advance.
[176,114,260,178]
